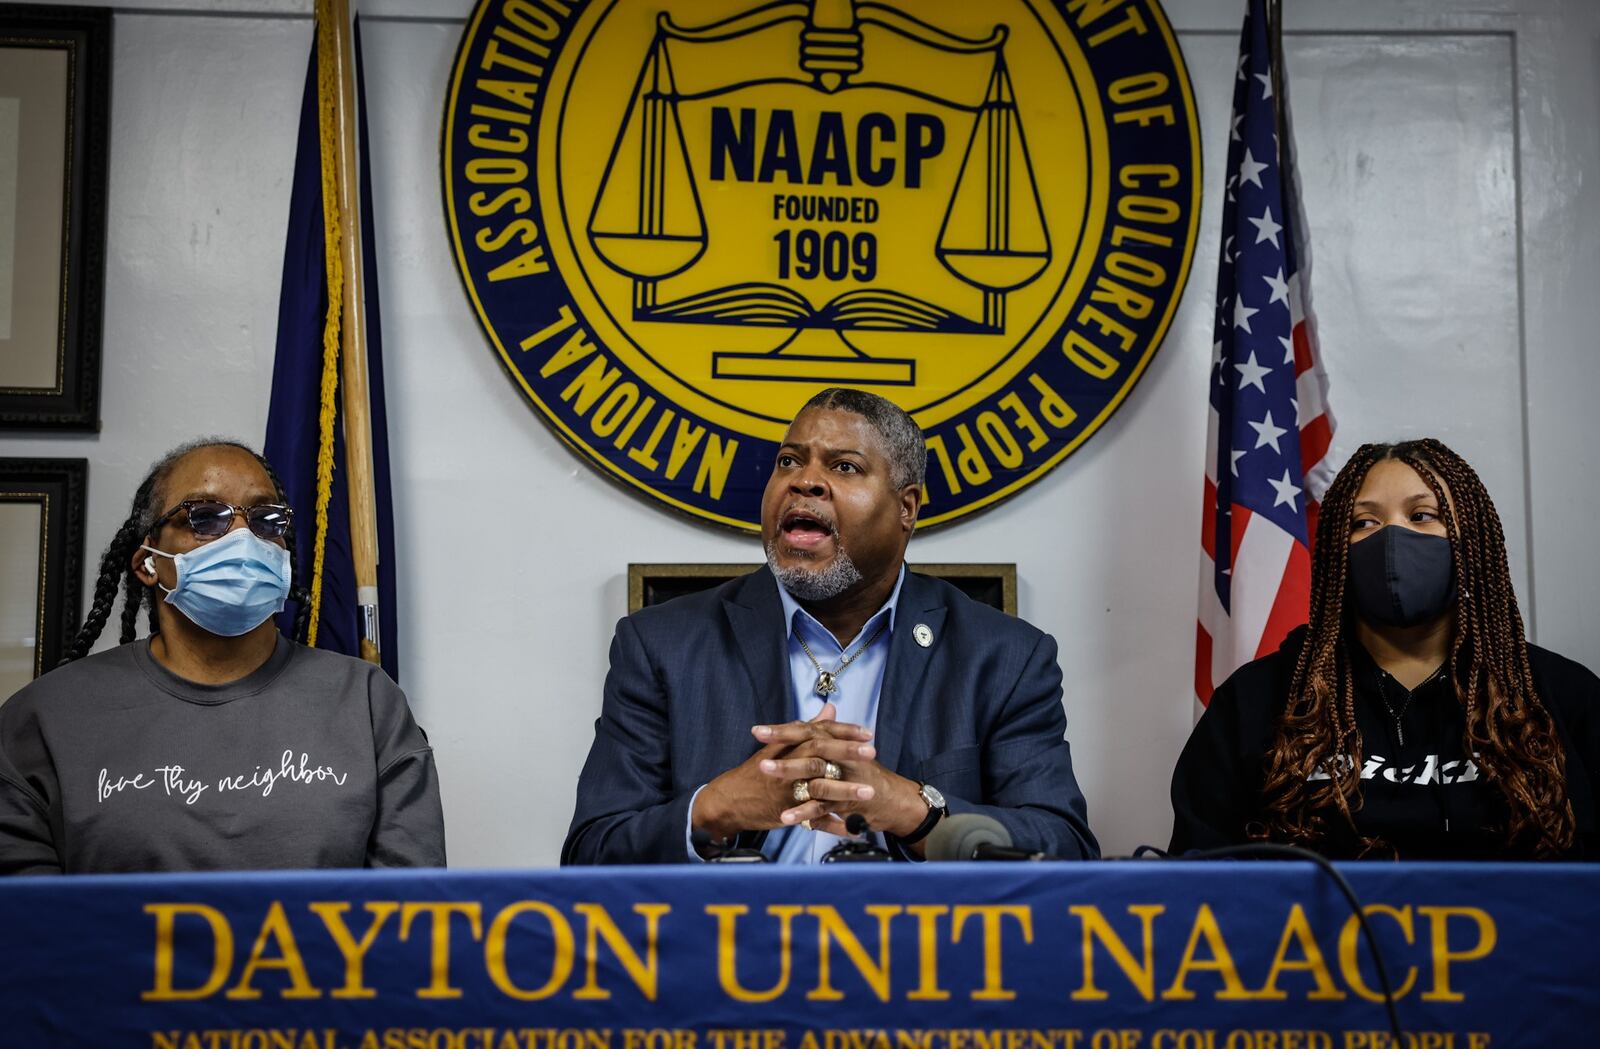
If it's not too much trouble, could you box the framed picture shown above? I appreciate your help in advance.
[0,458,86,701]
[628,563,1017,616]
[0,5,110,430]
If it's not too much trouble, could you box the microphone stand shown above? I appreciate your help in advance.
[821,815,893,862]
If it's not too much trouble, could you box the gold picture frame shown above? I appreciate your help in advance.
[0,5,109,430]
[0,458,86,703]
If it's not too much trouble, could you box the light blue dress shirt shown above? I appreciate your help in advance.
[767,564,904,863]
[686,565,905,863]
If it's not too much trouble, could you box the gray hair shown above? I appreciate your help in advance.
[766,539,863,601]
[797,387,926,491]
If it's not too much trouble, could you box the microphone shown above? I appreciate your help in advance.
[821,814,892,862]
[925,813,1053,861]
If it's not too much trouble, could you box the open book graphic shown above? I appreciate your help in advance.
[639,283,992,333]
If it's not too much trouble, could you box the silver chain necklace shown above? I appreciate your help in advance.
[1376,664,1446,747]
[1375,674,1416,747]
[796,621,889,698]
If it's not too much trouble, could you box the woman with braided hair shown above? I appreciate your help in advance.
[1170,438,1598,859]
[0,439,445,873]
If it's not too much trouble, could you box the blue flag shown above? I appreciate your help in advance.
[265,19,400,682]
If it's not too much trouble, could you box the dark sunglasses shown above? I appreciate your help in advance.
[148,500,294,541]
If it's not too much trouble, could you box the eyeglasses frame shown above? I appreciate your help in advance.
[146,499,295,542]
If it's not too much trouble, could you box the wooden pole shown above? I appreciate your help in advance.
[327,0,382,665]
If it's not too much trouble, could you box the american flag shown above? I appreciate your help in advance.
[1196,0,1334,706]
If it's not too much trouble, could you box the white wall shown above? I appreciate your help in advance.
[6,0,1598,866]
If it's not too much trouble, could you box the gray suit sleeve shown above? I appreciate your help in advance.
[947,632,1100,860]
[563,616,698,864]
[365,674,447,868]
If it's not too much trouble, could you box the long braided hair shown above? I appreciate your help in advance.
[1257,439,1573,857]
[59,439,312,663]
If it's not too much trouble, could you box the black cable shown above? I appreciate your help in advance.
[1133,843,1404,1042]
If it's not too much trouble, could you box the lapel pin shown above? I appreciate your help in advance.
[913,623,933,648]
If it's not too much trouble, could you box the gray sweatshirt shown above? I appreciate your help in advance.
[0,636,445,873]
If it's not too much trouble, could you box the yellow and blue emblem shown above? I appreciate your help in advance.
[443,0,1200,530]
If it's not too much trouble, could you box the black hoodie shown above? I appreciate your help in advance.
[1170,627,1600,859]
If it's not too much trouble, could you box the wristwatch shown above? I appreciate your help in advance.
[897,783,948,845]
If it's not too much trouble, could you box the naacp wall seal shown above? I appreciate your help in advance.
[443,0,1200,530]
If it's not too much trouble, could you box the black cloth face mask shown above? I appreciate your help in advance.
[1347,525,1457,628]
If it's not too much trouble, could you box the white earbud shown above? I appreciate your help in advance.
[142,555,155,575]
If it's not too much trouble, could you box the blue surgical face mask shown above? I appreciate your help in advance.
[141,527,291,637]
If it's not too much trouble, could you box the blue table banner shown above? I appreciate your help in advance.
[2,863,1595,1048]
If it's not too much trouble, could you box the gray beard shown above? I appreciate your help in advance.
[766,539,863,602]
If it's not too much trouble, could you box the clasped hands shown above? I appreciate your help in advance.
[691,702,926,844]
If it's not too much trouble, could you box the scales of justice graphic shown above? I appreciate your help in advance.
[585,0,1055,388]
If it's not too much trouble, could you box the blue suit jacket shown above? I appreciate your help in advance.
[562,567,1098,864]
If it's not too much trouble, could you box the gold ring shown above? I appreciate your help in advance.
[823,761,843,781]
[792,780,811,803]
[801,819,814,831]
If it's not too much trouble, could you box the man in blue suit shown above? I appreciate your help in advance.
[563,388,1097,864]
